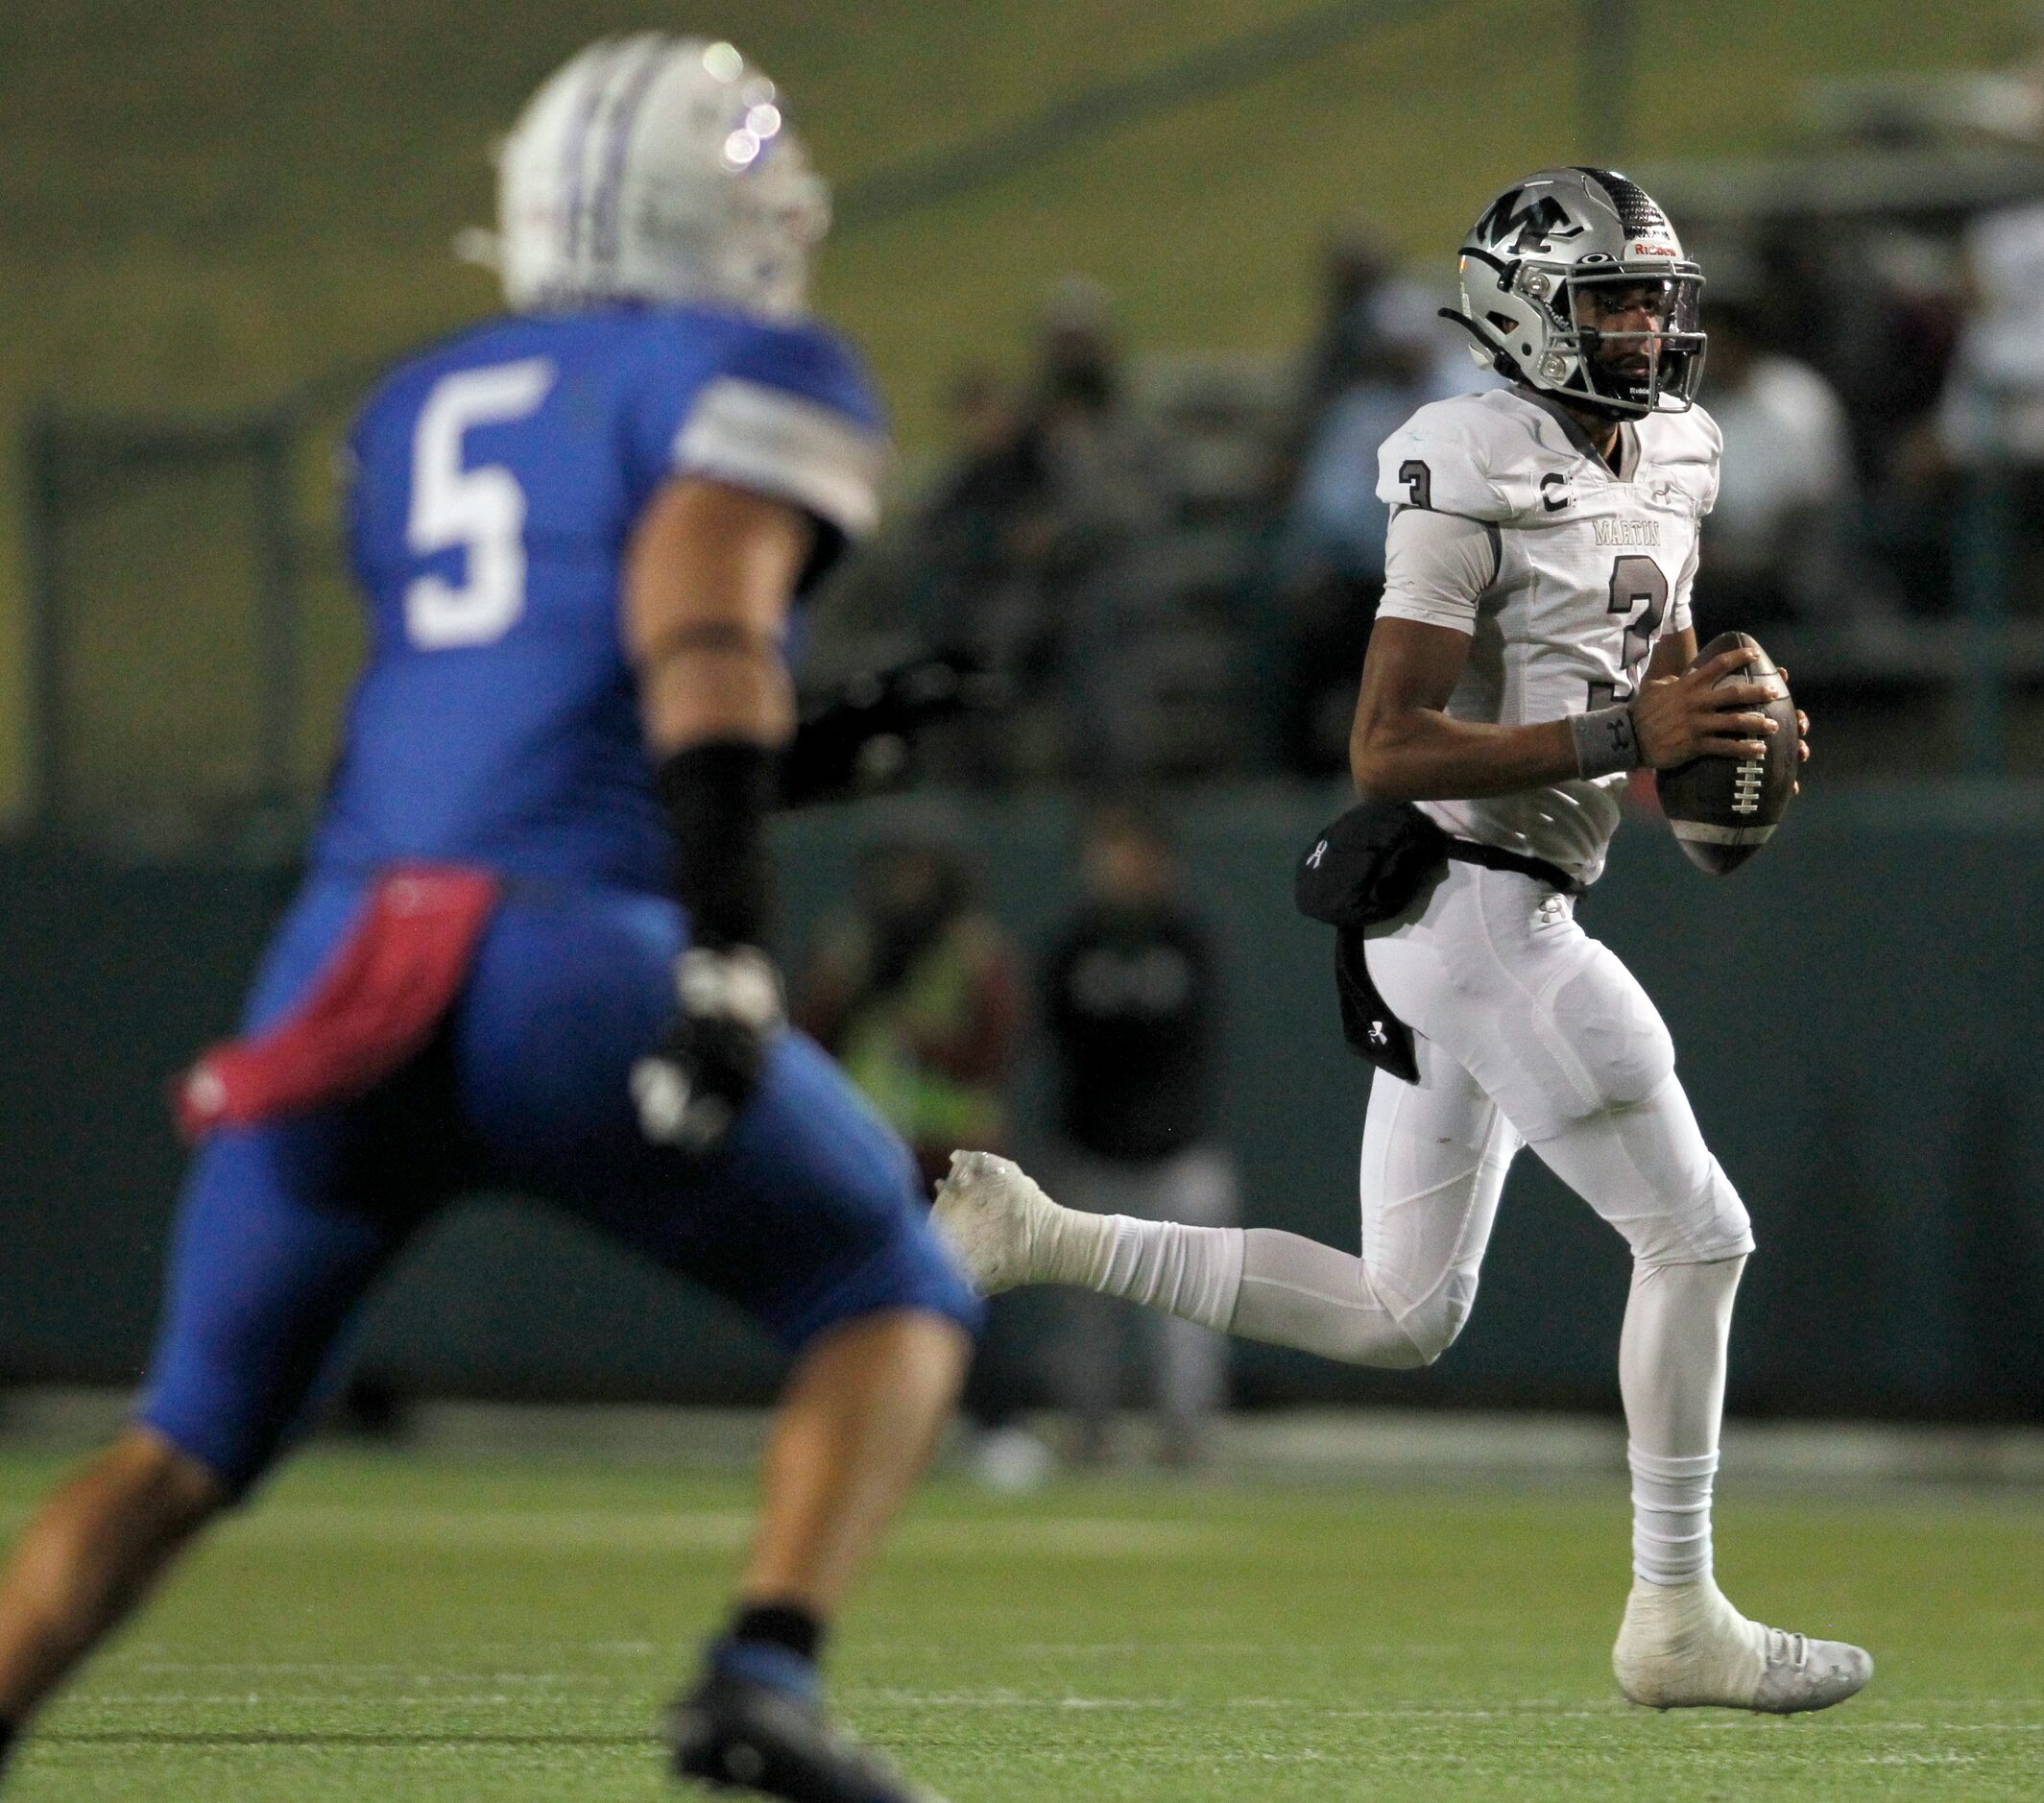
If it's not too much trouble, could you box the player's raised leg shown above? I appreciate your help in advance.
[936,1024,1517,1370]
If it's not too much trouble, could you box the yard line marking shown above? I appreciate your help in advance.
[210,1507,757,1551]
[902,1520,1228,1557]
[851,1691,1622,1719]
[188,1506,1228,1559]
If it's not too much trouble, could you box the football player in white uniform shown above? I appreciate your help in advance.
[934,168,1869,1715]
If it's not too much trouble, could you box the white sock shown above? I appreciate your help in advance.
[1628,1447,1718,1585]
[1617,1255,1744,1587]
[1060,1214,1243,1334]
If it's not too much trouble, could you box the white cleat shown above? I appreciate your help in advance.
[1613,1577,1873,1715]
[930,1150,1069,1295]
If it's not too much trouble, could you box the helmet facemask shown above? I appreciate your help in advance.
[700,131,830,318]
[1555,267,1706,417]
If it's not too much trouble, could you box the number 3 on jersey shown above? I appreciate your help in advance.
[404,358,556,649]
[1588,553,1668,709]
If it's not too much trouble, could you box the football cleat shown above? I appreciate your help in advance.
[929,1150,1069,1295]
[1612,1577,1873,1714]
[667,1672,943,1802]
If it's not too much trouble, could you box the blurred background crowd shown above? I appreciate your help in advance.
[812,158,2044,786]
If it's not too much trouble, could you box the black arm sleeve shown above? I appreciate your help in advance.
[656,740,780,950]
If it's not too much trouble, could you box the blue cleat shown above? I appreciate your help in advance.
[666,1671,941,1802]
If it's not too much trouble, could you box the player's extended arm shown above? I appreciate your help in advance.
[1352,589,1778,804]
[1351,617,1578,801]
[623,475,812,1150]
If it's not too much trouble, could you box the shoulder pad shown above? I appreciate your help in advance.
[663,313,890,542]
[1639,403,1722,516]
[710,315,886,436]
[1376,391,1561,522]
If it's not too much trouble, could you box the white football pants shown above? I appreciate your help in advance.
[1233,859,1754,1367]
[1071,859,1753,1581]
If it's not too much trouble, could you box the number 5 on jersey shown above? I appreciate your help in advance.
[404,359,556,649]
[1588,553,1668,709]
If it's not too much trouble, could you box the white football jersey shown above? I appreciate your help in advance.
[1374,385,1721,883]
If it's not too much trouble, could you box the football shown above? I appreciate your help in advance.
[1655,631,1798,876]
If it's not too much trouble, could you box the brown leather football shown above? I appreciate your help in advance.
[1654,631,1797,876]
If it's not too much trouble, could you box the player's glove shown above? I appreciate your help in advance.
[781,651,1009,807]
[631,945,784,1155]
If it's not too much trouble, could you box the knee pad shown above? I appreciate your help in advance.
[1626,1146,1755,1267]
[1394,1267,1480,1366]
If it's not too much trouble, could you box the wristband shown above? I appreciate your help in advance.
[656,740,779,949]
[1571,703,1641,779]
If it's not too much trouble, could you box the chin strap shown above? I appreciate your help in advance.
[1441,307,1651,424]
[1437,307,1524,384]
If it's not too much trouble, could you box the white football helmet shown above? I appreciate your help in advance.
[1441,166,1705,418]
[492,35,828,317]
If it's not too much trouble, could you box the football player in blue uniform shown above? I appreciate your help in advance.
[0,36,978,1801]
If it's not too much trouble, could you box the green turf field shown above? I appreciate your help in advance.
[0,1448,2037,1800]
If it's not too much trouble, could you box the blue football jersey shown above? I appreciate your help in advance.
[313,305,887,893]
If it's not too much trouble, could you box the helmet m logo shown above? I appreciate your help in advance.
[1476,188,1584,255]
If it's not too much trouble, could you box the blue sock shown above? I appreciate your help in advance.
[710,1637,821,1703]
[709,1599,827,1701]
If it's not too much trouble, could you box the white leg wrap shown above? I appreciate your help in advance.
[1091,1217,1243,1334]
[1628,1447,1719,1586]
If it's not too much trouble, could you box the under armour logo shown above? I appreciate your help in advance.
[1307,840,1328,868]
[1368,1021,1388,1046]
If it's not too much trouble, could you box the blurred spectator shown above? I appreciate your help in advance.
[900,365,1035,659]
[1291,219,1399,446]
[1009,277,1171,780]
[1272,276,1491,774]
[1755,217,1960,541]
[1932,200,2044,617]
[1938,200,2044,469]
[1040,802,1235,1467]
[796,829,1020,1188]
[793,825,1046,1485]
[1690,297,1858,637]
[895,280,1171,784]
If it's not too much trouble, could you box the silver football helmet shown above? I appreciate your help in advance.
[1441,166,1705,418]
[491,35,828,318]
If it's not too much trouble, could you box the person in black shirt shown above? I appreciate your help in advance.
[1041,801,1237,1465]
